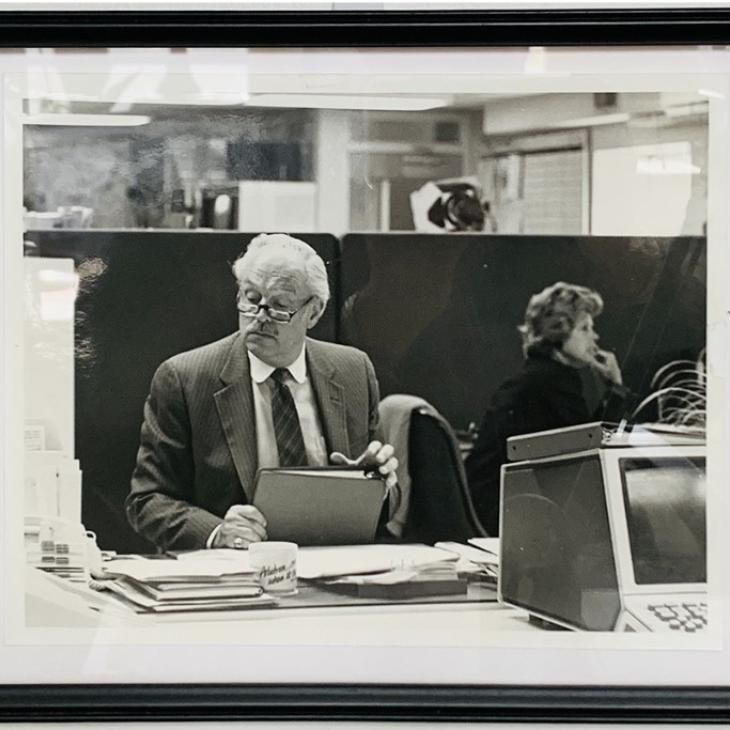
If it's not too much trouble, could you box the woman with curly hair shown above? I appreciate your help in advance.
[465,281,632,535]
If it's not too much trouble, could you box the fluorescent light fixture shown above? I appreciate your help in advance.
[698,88,724,99]
[552,112,630,129]
[665,102,708,118]
[247,94,449,111]
[636,157,701,175]
[23,113,151,127]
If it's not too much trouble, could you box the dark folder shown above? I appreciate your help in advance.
[251,467,387,546]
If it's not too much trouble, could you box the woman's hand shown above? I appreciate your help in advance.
[590,349,623,386]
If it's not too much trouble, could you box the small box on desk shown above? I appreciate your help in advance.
[318,557,468,600]
[322,574,468,600]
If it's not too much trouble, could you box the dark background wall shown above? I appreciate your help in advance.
[340,234,706,431]
[24,231,706,552]
[25,231,339,553]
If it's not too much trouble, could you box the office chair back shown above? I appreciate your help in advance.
[404,407,488,544]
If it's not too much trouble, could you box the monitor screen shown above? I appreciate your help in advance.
[501,454,621,631]
[620,457,706,585]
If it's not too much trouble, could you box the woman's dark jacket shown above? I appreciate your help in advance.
[465,354,633,535]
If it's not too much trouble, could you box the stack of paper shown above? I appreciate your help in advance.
[176,545,461,580]
[292,544,465,599]
[436,541,498,565]
[321,559,467,599]
[296,544,458,580]
[101,557,276,613]
[467,537,500,558]
[434,540,500,583]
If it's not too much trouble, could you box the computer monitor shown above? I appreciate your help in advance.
[499,443,706,632]
[620,456,706,586]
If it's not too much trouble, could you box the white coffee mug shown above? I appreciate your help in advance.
[248,541,298,595]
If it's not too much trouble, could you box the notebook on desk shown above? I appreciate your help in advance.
[252,467,387,546]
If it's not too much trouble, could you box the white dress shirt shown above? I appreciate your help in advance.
[207,344,327,548]
[248,345,328,469]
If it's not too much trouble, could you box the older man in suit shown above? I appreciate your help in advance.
[126,233,398,552]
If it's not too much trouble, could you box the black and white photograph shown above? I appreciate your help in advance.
[1,29,729,702]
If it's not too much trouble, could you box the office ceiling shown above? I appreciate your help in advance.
[26,94,524,116]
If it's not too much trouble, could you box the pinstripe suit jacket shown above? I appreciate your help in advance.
[126,332,380,551]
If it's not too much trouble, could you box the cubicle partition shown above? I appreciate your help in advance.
[24,230,705,552]
[25,231,340,553]
[340,233,706,431]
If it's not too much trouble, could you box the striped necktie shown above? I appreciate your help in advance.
[270,368,308,467]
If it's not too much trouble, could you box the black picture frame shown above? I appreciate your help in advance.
[0,8,730,48]
[0,683,729,722]
[2,6,729,724]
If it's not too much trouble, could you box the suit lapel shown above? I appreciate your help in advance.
[214,334,258,501]
[307,340,351,457]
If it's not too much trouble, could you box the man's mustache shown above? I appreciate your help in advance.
[246,323,277,337]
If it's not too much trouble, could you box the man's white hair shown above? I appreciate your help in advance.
[232,233,330,308]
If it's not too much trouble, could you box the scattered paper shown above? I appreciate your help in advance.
[297,544,457,580]
[467,537,500,556]
[103,555,254,582]
[329,569,419,586]
[435,541,499,566]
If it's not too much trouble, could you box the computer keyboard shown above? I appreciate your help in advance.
[647,601,707,632]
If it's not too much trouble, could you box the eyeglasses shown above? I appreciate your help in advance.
[236,295,313,324]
